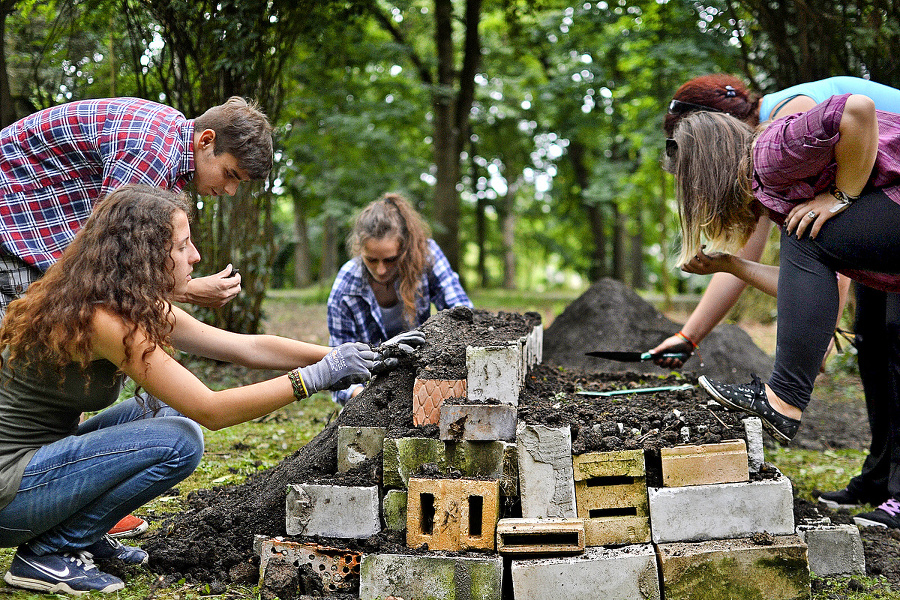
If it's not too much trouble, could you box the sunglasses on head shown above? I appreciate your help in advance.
[667,98,724,115]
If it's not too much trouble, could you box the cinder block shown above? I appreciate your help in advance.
[467,345,522,405]
[511,544,660,600]
[517,423,577,518]
[413,378,467,426]
[382,489,408,531]
[573,450,650,545]
[797,523,866,576]
[359,554,502,600]
[382,437,447,489]
[648,468,794,543]
[337,426,386,473]
[285,484,380,538]
[661,440,749,487]
[529,324,543,366]
[496,518,584,555]
[439,403,517,441]
[743,417,764,473]
[406,477,499,551]
[446,440,508,479]
[258,538,361,593]
[658,535,810,600]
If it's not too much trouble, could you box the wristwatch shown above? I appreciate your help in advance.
[829,187,859,213]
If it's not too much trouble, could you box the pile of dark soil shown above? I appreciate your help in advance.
[143,298,898,594]
[543,278,773,384]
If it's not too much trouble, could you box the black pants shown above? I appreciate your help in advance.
[770,189,900,411]
[847,284,900,502]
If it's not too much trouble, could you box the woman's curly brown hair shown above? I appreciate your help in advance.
[0,185,192,376]
[349,193,433,327]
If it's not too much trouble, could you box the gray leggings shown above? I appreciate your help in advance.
[770,189,900,410]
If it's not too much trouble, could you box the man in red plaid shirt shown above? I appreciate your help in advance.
[0,95,273,315]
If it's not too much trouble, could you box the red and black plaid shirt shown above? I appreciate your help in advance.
[0,97,195,271]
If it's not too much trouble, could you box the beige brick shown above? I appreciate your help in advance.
[406,478,499,552]
[413,378,466,426]
[496,518,584,555]
[661,440,749,487]
[573,450,650,546]
[658,535,810,600]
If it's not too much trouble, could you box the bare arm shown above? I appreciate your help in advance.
[649,216,773,365]
[786,94,879,238]
[681,247,779,297]
[168,304,331,369]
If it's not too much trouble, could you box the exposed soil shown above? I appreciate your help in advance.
[143,282,899,594]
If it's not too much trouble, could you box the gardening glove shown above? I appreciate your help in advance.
[372,330,426,373]
[297,342,375,394]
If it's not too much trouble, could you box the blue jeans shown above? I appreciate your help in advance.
[0,395,204,554]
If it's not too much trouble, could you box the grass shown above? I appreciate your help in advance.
[0,287,893,599]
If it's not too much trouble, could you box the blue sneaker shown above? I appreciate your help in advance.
[84,534,148,565]
[4,547,124,595]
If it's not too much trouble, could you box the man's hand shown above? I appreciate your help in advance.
[176,264,241,308]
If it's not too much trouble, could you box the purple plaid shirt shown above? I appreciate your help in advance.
[753,93,900,292]
[327,239,472,403]
[752,93,900,215]
[0,98,195,271]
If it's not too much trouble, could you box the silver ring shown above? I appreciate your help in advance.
[807,210,817,219]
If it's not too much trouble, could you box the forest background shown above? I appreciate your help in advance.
[2,0,899,333]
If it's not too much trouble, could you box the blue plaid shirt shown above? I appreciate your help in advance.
[0,98,194,271]
[327,238,472,403]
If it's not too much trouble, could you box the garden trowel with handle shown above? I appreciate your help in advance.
[585,350,691,363]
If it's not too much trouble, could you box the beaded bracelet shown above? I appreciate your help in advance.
[676,330,698,350]
[287,368,309,400]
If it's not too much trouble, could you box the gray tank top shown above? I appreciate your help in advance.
[0,353,123,510]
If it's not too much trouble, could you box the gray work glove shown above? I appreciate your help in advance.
[372,330,427,373]
[298,342,375,394]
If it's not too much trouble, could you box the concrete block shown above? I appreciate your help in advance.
[406,477,499,551]
[530,324,543,366]
[496,518,584,555]
[466,345,522,405]
[796,523,866,576]
[446,440,507,479]
[658,535,810,600]
[439,403,517,441]
[510,544,660,600]
[258,538,361,593]
[383,489,408,531]
[660,440,749,487]
[573,450,650,545]
[337,426,386,473]
[517,424,577,518]
[648,468,794,543]
[413,378,466,426]
[360,553,502,600]
[743,417,764,473]
[285,484,380,538]
[382,437,447,489]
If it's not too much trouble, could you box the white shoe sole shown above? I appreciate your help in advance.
[4,570,124,595]
[853,516,890,528]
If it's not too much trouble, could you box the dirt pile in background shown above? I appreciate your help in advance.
[543,277,773,384]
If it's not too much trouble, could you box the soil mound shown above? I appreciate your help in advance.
[543,278,773,384]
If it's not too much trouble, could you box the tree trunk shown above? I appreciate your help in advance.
[568,140,606,280]
[0,2,16,128]
[501,180,518,290]
[612,204,625,282]
[320,214,338,284]
[293,195,311,287]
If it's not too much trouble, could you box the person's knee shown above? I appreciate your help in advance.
[162,418,205,473]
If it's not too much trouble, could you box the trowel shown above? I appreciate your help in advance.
[585,350,691,363]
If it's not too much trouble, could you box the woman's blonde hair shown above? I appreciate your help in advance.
[0,185,192,376]
[665,111,762,265]
[349,193,433,327]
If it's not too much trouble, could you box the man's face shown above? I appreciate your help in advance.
[193,129,250,196]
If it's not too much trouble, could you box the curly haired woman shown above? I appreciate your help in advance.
[0,185,384,594]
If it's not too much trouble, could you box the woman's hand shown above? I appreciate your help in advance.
[648,335,694,369]
[296,342,375,394]
[785,191,848,239]
[680,246,734,276]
